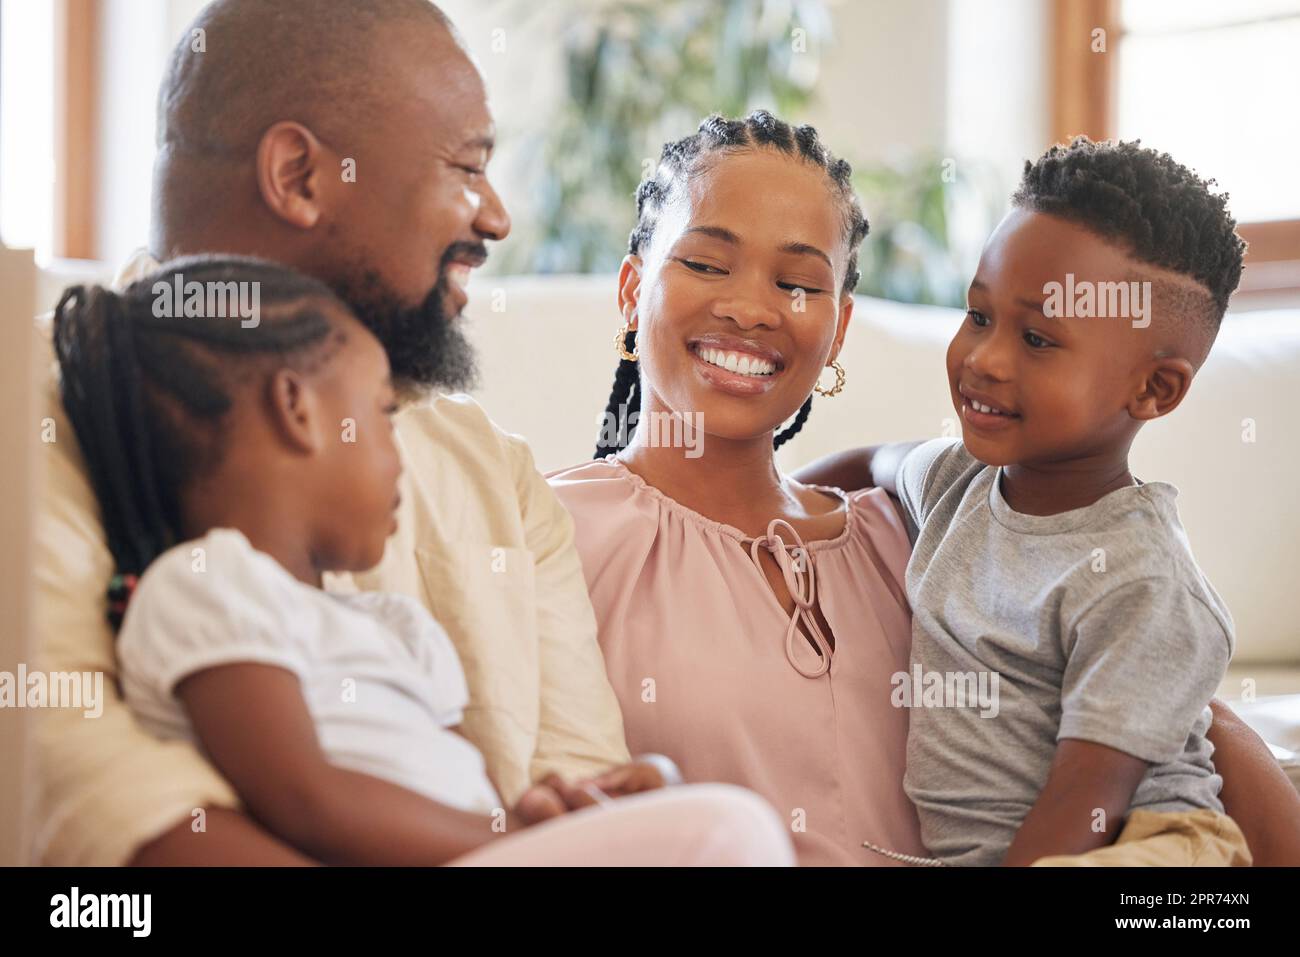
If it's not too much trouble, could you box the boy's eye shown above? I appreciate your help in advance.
[966,309,989,327]
[677,258,725,275]
[1023,331,1053,349]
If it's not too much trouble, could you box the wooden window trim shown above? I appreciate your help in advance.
[1050,0,1300,296]
[53,0,99,260]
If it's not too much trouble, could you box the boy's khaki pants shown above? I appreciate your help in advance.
[1031,809,1252,867]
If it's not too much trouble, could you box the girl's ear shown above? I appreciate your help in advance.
[617,255,644,330]
[828,292,855,364]
[255,120,330,230]
[266,368,325,454]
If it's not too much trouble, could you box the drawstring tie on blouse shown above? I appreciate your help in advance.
[749,519,832,679]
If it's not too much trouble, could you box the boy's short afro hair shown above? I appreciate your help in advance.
[1012,137,1246,320]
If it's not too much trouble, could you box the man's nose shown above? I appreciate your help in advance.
[474,176,511,242]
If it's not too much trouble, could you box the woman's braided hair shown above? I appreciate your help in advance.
[593,110,868,459]
[53,255,348,627]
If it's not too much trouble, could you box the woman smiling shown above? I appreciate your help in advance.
[548,111,926,865]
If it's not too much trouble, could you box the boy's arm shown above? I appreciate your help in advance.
[792,441,923,495]
[1002,739,1149,865]
[1206,698,1300,865]
[177,662,518,866]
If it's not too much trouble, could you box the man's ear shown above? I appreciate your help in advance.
[1130,356,1195,421]
[828,293,854,364]
[255,121,330,230]
[617,255,644,330]
[266,368,325,454]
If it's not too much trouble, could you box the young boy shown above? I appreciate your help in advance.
[808,138,1252,866]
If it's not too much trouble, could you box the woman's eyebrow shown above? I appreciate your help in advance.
[779,241,832,269]
[684,225,740,243]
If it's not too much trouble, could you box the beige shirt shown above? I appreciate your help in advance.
[31,252,629,865]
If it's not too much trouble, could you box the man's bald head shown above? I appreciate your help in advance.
[158,0,453,157]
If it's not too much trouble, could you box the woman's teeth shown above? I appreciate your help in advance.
[697,346,777,377]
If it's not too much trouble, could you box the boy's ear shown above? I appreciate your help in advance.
[255,120,330,231]
[829,294,854,364]
[617,255,644,330]
[266,368,325,454]
[1130,356,1195,421]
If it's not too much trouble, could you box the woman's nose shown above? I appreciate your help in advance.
[711,294,782,330]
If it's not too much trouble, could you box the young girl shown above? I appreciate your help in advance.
[54,255,794,866]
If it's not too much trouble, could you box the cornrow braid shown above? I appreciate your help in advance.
[53,255,348,628]
[595,109,867,458]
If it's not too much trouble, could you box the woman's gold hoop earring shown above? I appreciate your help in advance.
[814,359,846,397]
[615,323,639,362]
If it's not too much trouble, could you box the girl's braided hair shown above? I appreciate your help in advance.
[594,110,868,458]
[53,255,348,627]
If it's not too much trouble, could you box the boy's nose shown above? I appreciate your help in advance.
[964,339,1012,381]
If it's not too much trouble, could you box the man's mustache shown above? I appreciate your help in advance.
[442,241,489,270]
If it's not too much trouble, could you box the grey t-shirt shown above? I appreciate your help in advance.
[895,438,1233,866]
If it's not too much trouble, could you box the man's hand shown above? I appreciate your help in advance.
[511,782,570,826]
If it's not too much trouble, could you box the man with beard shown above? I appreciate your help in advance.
[32,0,663,865]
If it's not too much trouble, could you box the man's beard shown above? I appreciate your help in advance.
[332,245,481,393]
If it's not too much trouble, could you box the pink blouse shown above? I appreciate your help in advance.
[548,456,927,866]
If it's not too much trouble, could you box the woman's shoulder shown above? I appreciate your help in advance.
[546,455,648,516]
[546,454,625,487]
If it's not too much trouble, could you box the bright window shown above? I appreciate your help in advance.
[1116,0,1300,224]
[0,0,55,254]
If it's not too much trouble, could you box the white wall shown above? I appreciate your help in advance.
[946,0,1051,187]
[807,0,951,166]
